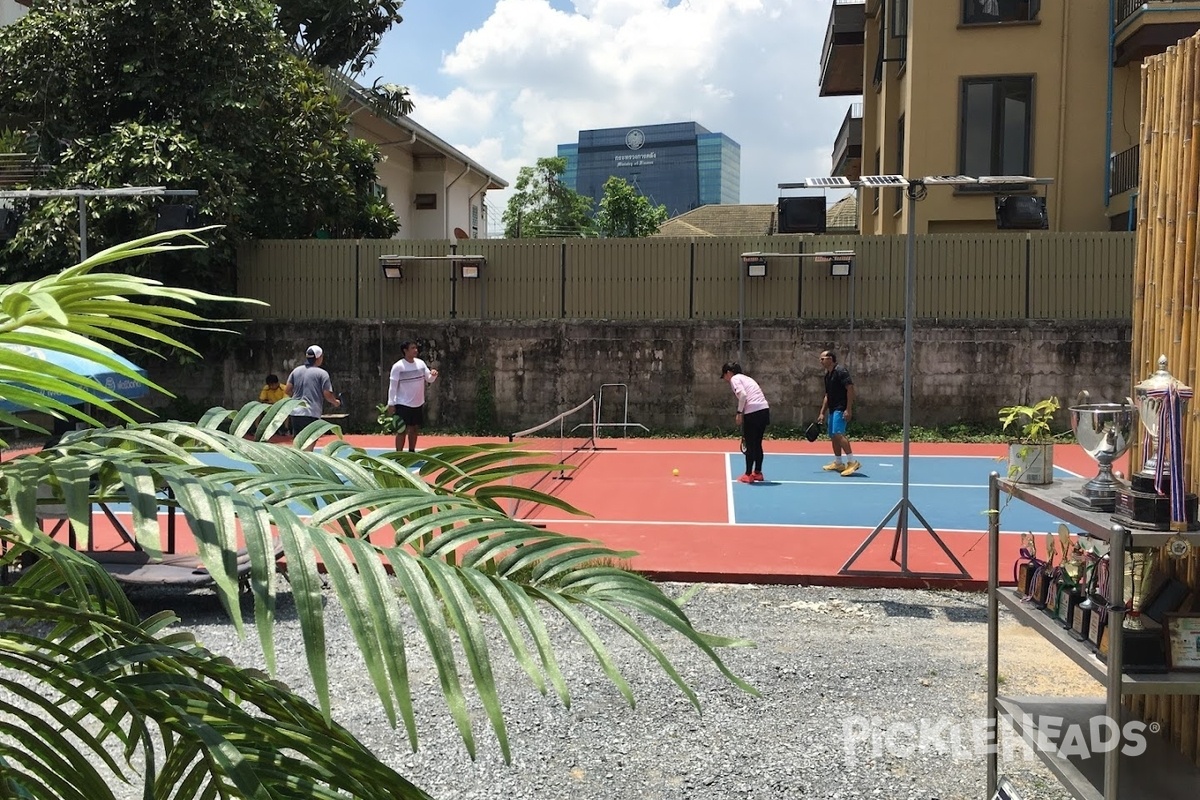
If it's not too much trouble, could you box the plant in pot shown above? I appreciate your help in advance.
[998,396,1061,484]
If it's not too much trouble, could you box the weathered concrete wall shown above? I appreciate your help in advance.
[151,320,1131,433]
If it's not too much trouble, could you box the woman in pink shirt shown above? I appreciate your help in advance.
[721,361,770,483]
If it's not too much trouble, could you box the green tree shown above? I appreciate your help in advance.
[275,0,406,73]
[595,176,669,238]
[0,0,400,291]
[0,233,755,798]
[502,156,595,238]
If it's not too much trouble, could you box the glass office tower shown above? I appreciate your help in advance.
[557,122,740,218]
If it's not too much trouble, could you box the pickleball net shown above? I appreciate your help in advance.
[506,396,598,518]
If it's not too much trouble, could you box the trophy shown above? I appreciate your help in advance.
[1110,548,1169,672]
[1113,356,1199,531]
[1055,526,1087,629]
[1064,399,1137,512]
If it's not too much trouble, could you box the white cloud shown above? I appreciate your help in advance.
[397,0,855,228]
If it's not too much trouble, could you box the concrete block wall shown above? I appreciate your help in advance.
[154,319,1132,434]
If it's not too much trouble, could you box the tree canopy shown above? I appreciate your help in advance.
[0,0,403,292]
[595,176,669,238]
[501,157,595,238]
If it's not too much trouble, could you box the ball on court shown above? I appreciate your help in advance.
[672,468,679,476]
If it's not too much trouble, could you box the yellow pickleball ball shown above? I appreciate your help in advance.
[672,468,679,476]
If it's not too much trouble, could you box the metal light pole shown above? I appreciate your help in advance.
[839,179,968,579]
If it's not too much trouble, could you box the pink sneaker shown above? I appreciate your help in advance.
[750,472,765,482]
[737,473,754,483]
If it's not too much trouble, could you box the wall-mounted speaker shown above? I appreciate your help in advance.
[995,195,1048,230]
[0,208,20,242]
[777,196,826,234]
[154,204,198,233]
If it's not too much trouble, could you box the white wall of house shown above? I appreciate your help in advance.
[346,110,504,241]
[0,0,30,26]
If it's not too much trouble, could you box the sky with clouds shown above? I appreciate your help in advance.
[364,0,856,233]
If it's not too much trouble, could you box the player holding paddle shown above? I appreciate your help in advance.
[720,362,770,483]
[817,349,859,476]
[387,341,438,453]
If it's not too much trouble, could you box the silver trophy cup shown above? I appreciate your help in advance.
[1064,402,1138,512]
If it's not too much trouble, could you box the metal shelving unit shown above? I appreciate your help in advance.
[986,474,1200,800]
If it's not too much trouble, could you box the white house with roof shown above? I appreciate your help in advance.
[334,76,506,240]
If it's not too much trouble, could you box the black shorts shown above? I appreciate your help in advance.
[396,404,425,427]
[289,415,320,435]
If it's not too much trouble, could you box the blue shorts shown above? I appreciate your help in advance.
[829,410,848,436]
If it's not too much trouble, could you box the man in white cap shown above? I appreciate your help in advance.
[285,344,341,437]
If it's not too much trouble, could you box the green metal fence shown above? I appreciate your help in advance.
[236,232,1135,321]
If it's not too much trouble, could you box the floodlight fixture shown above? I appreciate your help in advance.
[379,255,404,280]
[742,254,767,277]
[830,255,853,277]
[460,259,481,279]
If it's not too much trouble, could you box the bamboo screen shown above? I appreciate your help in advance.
[1127,33,1200,767]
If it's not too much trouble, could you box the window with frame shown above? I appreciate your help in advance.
[890,0,908,65]
[959,76,1032,178]
[962,0,1040,25]
[414,193,437,210]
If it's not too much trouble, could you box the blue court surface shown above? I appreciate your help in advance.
[727,453,1076,533]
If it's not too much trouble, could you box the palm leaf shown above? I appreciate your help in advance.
[0,233,756,797]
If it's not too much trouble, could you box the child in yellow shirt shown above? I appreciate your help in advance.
[259,374,287,404]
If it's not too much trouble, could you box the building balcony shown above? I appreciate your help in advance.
[0,153,48,188]
[1110,143,1139,198]
[1113,0,1200,67]
[831,102,863,179]
[819,0,866,97]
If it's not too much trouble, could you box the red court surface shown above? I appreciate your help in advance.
[24,434,1121,591]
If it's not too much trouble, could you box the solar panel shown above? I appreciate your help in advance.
[977,175,1036,184]
[802,177,852,188]
[922,175,978,185]
[859,175,909,187]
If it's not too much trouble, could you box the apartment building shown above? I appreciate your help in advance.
[819,0,1200,234]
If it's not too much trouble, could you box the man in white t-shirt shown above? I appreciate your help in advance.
[387,340,438,452]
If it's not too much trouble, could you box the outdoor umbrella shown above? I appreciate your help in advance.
[0,342,149,414]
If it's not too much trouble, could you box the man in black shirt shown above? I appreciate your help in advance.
[817,350,859,476]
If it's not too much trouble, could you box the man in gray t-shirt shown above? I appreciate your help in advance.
[285,345,341,436]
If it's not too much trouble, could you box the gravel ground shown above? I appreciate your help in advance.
[101,580,1103,800]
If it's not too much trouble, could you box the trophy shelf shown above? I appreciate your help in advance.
[994,696,1200,800]
[998,477,1200,547]
[997,590,1200,694]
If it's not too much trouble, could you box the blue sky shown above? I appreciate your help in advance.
[363,0,854,232]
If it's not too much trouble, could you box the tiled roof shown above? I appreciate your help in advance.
[655,194,858,237]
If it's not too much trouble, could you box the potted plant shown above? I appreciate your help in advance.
[998,396,1060,484]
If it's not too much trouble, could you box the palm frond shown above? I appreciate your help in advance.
[0,233,755,797]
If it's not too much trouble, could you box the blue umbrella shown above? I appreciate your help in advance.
[0,342,149,413]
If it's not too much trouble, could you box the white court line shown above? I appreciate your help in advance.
[725,455,736,525]
[732,479,993,489]
[589,448,1032,460]
[524,516,1041,534]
